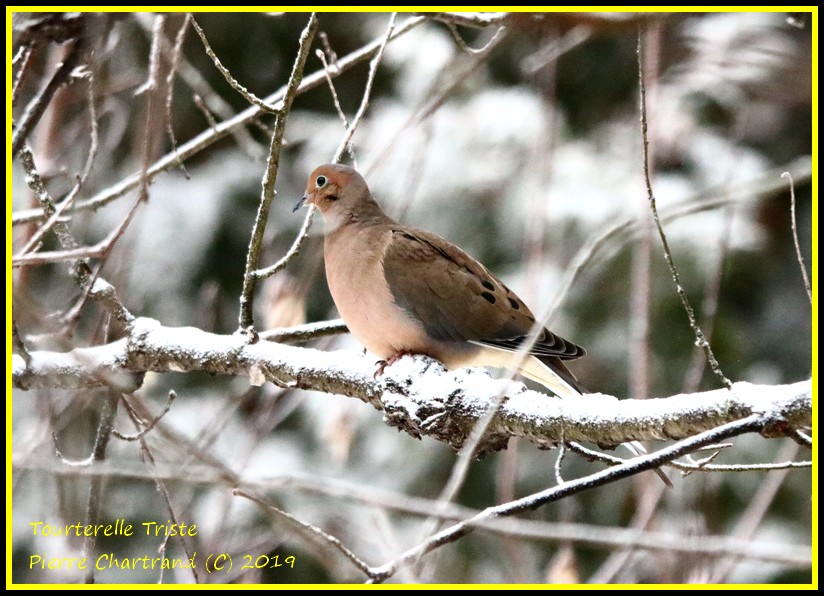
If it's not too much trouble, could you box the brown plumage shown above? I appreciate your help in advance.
[296,163,672,487]
[295,163,586,398]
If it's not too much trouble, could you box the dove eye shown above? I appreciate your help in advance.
[316,175,328,188]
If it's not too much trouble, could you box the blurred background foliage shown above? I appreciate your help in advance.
[11,11,812,584]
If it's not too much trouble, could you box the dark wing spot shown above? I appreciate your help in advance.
[508,297,520,310]
[481,291,496,304]
[481,280,495,291]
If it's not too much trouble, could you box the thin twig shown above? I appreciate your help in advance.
[12,317,32,365]
[364,25,511,173]
[17,144,90,283]
[318,30,338,65]
[81,391,120,583]
[673,459,811,473]
[589,466,668,583]
[554,441,567,485]
[133,12,263,161]
[19,65,100,256]
[113,391,177,441]
[708,441,802,582]
[445,22,506,54]
[51,432,94,467]
[235,490,375,577]
[56,261,105,336]
[251,207,316,280]
[423,12,509,28]
[637,30,731,390]
[12,16,428,226]
[125,405,200,583]
[259,318,347,343]
[193,93,219,131]
[137,13,164,191]
[12,43,28,66]
[793,430,812,448]
[13,187,147,307]
[569,435,810,474]
[332,13,396,162]
[190,16,279,114]
[368,415,769,583]
[164,14,191,179]
[782,171,812,304]
[520,26,591,75]
[237,13,318,333]
[12,44,35,104]
[316,48,355,163]
[316,49,349,128]
[547,159,812,324]
[12,38,84,155]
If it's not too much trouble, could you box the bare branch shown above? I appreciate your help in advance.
[11,319,812,450]
[12,38,84,155]
[12,16,428,226]
[80,391,120,583]
[259,318,347,343]
[11,318,32,365]
[133,12,263,160]
[316,47,355,162]
[422,12,509,29]
[235,490,375,578]
[112,391,177,441]
[14,458,808,568]
[444,21,506,55]
[190,16,279,114]
[569,440,811,474]
[251,206,316,281]
[793,430,812,447]
[18,65,100,257]
[637,30,731,390]
[332,13,397,163]
[366,415,779,582]
[673,459,811,473]
[124,403,200,583]
[12,44,35,104]
[782,171,812,304]
[708,441,802,582]
[163,14,191,179]
[237,13,318,332]
[547,159,813,323]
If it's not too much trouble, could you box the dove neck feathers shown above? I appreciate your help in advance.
[320,192,394,236]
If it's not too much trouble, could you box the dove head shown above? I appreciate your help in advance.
[295,164,386,232]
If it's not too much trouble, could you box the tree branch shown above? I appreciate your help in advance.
[11,319,811,453]
[12,16,428,226]
[237,13,317,332]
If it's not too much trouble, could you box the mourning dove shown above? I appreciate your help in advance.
[295,163,672,487]
[294,163,586,399]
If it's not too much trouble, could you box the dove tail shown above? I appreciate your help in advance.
[518,356,588,399]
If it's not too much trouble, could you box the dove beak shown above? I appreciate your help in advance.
[293,195,308,212]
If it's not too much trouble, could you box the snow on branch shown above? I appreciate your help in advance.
[11,318,811,455]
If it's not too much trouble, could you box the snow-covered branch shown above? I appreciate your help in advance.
[11,318,811,455]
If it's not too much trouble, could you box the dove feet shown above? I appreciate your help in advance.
[374,351,413,378]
